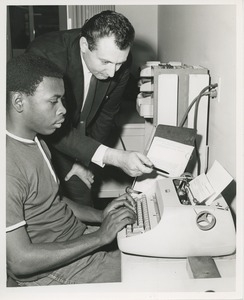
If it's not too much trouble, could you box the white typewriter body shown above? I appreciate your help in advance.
[117,178,236,257]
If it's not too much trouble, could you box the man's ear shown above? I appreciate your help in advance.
[11,92,24,113]
[79,37,89,53]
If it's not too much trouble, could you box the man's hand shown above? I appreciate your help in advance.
[102,193,136,219]
[94,193,137,244]
[103,148,154,177]
[65,163,94,188]
[97,197,137,244]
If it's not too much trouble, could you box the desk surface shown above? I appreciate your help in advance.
[121,253,236,293]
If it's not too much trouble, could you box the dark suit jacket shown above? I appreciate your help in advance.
[26,29,131,167]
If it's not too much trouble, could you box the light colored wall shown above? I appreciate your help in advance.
[115,4,238,212]
[157,5,237,211]
[115,5,158,77]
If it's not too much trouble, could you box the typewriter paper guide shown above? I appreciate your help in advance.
[147,136,194,177]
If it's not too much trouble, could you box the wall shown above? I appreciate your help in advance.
[115,5,158,78]
[157,5,237,211]
[115,5,239,212]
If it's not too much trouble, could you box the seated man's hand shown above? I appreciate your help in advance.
[65,163,94,189]
[103,149,154,177]
[102,193,136,219]
[97,196,137,244]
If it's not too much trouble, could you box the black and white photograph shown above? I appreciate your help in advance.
[1,0,243,299]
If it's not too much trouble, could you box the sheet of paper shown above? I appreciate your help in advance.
[133,173,164,193]
[147,137,194,177]
[205,160,233,205]
[188,173,215,203]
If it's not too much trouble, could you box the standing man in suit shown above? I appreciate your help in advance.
[26,10,153,206]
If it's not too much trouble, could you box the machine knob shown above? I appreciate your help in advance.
[196,211,216,231]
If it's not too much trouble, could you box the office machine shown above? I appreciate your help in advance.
[137,61,209,126]
[136,61,210,174]
[117,177,236,258]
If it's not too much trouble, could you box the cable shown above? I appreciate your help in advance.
[119,134,127,151]
[112,120,127,151]
[179,83,218,175]
[193,92,210,175]
[179,83,217,127]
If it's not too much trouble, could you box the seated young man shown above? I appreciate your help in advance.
[6,54,136,286]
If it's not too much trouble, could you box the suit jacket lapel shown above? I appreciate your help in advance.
[87,79,111,124]
[66,38,84,117]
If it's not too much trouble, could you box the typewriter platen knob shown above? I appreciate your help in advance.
[196,211,216,231]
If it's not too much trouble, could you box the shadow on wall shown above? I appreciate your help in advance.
[130,38,157,79]
[222,180,236,225]
[122,38,157,104]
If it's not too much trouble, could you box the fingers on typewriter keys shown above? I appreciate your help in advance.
[125,187,140,212]
[119,194,136,213]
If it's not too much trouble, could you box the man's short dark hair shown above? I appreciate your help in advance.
[7,54,63,97]
[80,10,135,51]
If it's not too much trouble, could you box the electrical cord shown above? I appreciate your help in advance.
[179,92,208,127]
[193,92,210,175]
[113,83,218,176]
[179,83,217,127]
[112,120,127,151]
[179,83,218,175]
[119,134,127,151]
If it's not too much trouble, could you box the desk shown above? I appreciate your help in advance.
[121,253,236,293]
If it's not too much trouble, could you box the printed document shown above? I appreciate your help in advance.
[188,160,233,204]
[147,137,194,177]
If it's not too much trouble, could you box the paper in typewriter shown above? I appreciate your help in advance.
[147,136,194,177]
[186,160,233,204]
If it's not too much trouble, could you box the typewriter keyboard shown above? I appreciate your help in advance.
[126,194,152,237]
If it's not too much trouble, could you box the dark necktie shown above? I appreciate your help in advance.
[80,75,97,120]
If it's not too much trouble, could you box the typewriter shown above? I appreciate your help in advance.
[117,177,236,258]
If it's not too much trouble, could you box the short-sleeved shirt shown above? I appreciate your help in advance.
[6,133,86,243]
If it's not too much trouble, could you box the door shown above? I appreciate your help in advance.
[7,5,67,60]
